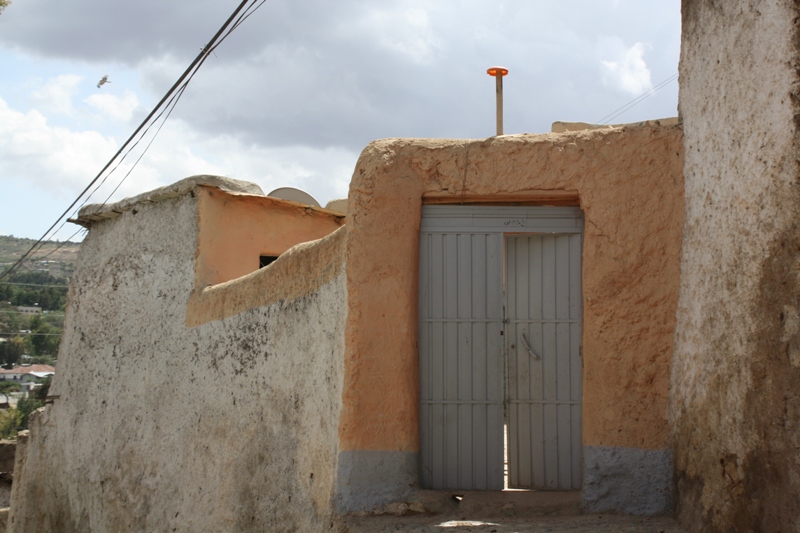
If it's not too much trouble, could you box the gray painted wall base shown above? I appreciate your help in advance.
[334,450,418,512]
[582,446,674,515]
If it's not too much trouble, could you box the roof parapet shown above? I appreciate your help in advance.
[69,175,265,228]
[551,117,680,133]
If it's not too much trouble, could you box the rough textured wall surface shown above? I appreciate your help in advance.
[8,184,347,533]
[672,1,800,531]
[338,125,684,513]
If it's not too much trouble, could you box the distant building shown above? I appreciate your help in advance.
[16,306,41,316]
[34,260,63,279]
[0,364,55,383]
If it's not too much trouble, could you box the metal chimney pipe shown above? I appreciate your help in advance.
[487,66,509,136]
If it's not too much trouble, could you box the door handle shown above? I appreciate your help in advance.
[521,332,540,360]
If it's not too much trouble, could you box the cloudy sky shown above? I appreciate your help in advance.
[0,0,680,241]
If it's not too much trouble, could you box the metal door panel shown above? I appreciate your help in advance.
[419,229,504,490]
[420,206,582,492]
[506,233,582,490]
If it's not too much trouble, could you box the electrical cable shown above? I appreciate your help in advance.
[596,72,679,125]
[30,228,86,262]
[0,0,261,283]
[81,0,269,216]
[78,89,186,212]
[27,0,268,253]
[95,87,188,208]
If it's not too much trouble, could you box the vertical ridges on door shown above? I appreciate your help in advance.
[506,232,583,490]
[420,205,582,492]
[419,230,504,490]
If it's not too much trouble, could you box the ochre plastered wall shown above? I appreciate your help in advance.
[186,226,347,327]
[194,185,344,288]
[338,125,684,453]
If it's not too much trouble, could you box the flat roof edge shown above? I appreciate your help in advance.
[70,175,264,227]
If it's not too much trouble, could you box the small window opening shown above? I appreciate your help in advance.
[259,255,279,268]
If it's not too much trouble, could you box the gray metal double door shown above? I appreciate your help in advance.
[419,206,583,491]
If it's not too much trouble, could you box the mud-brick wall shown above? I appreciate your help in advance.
[8,181,348,533]
[672,1,800,531]
[338,126,684,515]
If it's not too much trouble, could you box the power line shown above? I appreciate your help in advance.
[22,228,85,266]
[596,73,679,125]
[65,0,269,236]
[0,0,264,283]
[88,1,269,213]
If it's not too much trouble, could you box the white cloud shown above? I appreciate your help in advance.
[359,6,442,65]
[0,0,681,238]
[601,42,653,95]
[0,96,117,195]
[28,74,82,116]
[84,90,140,122]
[0,90,355,214]
[169,126,356,205]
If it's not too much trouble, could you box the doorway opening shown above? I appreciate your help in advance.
[419,205,583,491]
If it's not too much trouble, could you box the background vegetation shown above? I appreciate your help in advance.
[0,235,79,367]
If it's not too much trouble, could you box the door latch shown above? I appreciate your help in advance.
[521,332,541,360]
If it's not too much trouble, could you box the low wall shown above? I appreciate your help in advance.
[8,179,348,533]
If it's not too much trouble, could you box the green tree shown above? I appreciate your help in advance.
[16,397,42,430]
[0,337,24,366]
[2,272,68,312]
[30,322,59,356]
[0,381,19,404]
[34,376,51,399]
[0,1,10,16]
[0,409,22,440]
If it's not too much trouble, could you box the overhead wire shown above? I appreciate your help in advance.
[29,228,86,264]
[79,88,187,211]
[86,0,268,213]
[0,0,265,283]
[30,87,187,251]
[595,72,679,125]
[33,0,267,250]
[94,86,188,207]
[5,2,257,267]
[16,85,187,266]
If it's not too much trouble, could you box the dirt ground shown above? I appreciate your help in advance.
[341,491,687,533]
[343,513,685,533]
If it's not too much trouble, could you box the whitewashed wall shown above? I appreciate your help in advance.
[8,184,347,533]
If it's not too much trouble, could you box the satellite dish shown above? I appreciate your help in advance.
[267,187,320,207]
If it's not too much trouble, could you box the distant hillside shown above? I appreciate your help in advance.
[0,235,81,275]
[0,236,75,365]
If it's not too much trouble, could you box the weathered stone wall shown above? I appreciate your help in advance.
[8,181,347,533]
[672,1,800,531]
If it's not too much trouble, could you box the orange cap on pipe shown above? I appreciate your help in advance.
[487,66,509,77]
